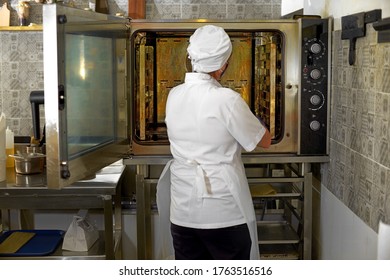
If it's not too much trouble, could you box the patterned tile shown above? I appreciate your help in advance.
[373,162,388,194]
[375,139,389,167]
[378,68,390,94]
[375,91,389,118]
[384,45,390,68]
[181,4,199,19]
[154,3,181,19]
[333,25,390,229]
[0,31,43,135]
[198,4,227,19]
[361,45,371,68]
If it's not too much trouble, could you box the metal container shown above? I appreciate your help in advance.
[9,153,46,174]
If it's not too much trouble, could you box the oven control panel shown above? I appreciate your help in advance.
[299,18,330,155]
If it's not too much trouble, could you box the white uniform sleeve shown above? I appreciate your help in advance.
[225,95,266,152]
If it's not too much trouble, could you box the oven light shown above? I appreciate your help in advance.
[79,58,86,80]
[79,39,86,80]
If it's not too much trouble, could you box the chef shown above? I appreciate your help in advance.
[157,25,271,260]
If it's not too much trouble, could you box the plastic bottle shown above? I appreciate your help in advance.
[0,113,6,182]
[6,126,14,168]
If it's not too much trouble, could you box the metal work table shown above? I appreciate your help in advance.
[0,160,125,260]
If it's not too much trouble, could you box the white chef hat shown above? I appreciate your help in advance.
[187,25,232,73]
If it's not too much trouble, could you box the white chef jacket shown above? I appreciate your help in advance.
[157,72,266,259]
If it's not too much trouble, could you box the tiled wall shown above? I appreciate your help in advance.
[3,0,281,25]
[0,0,281,136]
[0,31,44,136]
[321,24,390,232]
[145,0,281,20]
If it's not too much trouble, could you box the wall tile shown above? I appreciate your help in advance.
[198,4,227,19]
[0,31,43,135]
[378,69,390,94]
[328,24,390,234]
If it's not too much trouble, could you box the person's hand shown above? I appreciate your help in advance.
[256,116,271,148]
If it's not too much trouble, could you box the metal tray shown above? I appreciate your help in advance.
[0,229,65,257]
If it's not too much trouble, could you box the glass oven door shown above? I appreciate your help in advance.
[43,4,129,189]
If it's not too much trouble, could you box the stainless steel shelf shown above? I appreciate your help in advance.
[251,193,301,199]
[248,177,304,184]
[257,221,300,244]
[248,162,313,259]
[260,244,300,260]
[0,231,109,260]
[249,183,302,198]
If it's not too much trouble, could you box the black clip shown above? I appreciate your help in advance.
[373,17,390,43]
[341,9,382,65]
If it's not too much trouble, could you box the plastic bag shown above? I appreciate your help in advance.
[62,210,99,252]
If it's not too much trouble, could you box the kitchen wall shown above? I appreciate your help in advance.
[144,0,281,19]
[281,0,302,16]
[321,23,390,258]
[0,29,43,136]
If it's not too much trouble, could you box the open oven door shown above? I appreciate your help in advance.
[43,4,129,189]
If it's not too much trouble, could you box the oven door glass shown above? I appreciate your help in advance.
[43,5,129,188]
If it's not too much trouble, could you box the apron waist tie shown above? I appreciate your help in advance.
[186,160,209,198]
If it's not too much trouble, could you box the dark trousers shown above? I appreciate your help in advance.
[170,223,251,260]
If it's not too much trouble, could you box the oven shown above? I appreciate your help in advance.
[129,19,331,157]
[41,5,331,189]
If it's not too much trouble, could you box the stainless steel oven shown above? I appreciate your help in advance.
[42,5,331,189]
[128,18,331,157]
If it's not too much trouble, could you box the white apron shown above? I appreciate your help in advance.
[156,159,259,260]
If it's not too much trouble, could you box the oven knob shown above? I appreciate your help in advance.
[310,69,322,80]
[310,43,322,54]
[310,120,321,131]
[310,94,322,106]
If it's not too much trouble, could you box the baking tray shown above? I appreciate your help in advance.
[0,229,65,257]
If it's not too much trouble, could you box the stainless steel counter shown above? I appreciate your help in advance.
[1,160,124,190]
[0,160,125,259]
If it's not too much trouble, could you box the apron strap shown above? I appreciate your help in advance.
[186,160,210,198]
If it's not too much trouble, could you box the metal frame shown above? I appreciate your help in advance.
[0,164,124,260]
[125,155,326,260]
[128,19,301,156]
[42,4,129,189]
